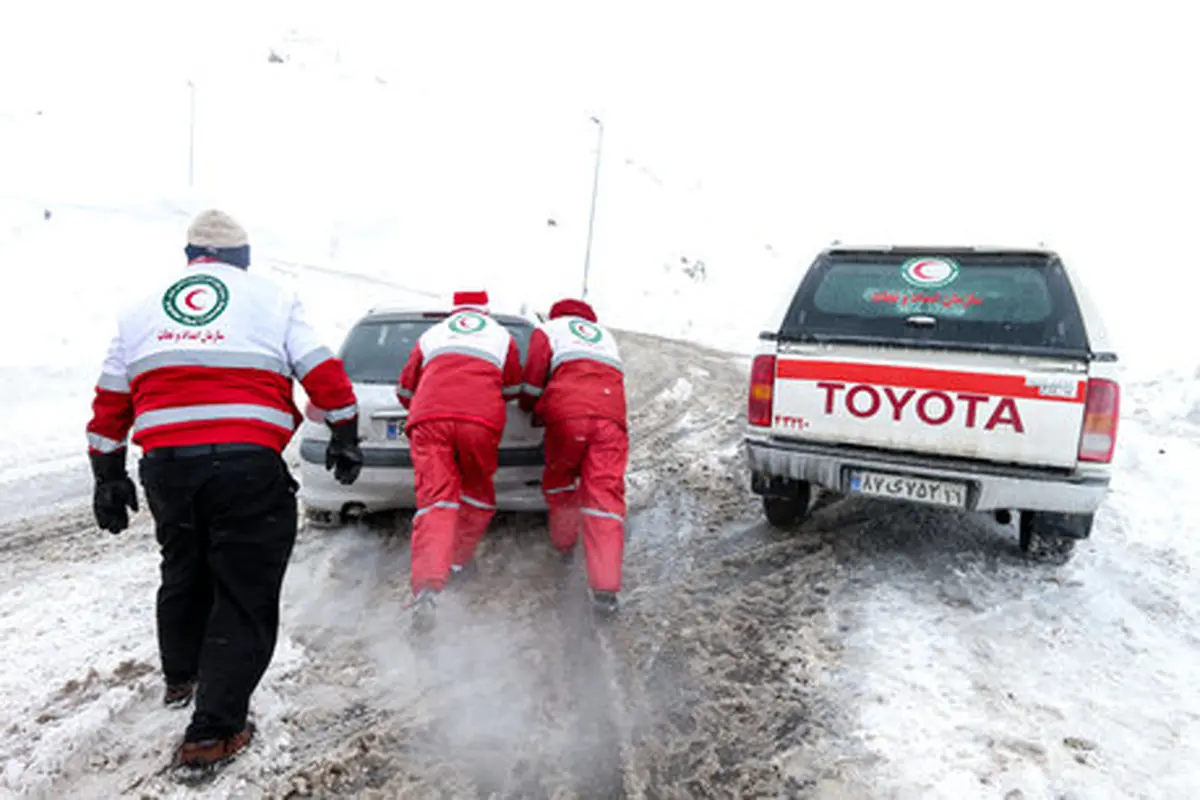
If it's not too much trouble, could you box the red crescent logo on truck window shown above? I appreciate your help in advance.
[901,257,960,288]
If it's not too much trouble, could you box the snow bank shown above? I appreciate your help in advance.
[824,365,1200,798]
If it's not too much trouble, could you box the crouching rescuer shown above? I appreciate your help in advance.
[396,290,524,631]
[520,298,629,616]
[84,209,363,784]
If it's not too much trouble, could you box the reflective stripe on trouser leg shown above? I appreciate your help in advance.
[578,419,629,593]
[543,418,586,555]
[408,420,463,596]
[449,419,501,569]
[411,503,459,594]
[546,482,581,553]
[452,502,494,567]
[581,508,625,593]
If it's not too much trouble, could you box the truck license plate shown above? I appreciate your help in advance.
[386,421,401,440]
[847,469,967,509]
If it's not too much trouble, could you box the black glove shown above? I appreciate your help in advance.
[89,450,139,534]
[325,419,363,485]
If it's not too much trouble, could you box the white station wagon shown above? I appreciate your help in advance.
[298,306,547,526]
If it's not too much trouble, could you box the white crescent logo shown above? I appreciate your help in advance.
[162,274,230,327]
[449,312,486,334]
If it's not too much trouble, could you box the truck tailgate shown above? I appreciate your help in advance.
[772,346,1088,469]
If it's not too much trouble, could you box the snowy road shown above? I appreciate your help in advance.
[1,333,1197,799]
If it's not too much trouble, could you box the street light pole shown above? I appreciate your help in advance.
[581,115,603,300]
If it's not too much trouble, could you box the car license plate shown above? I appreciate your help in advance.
[847,469,967,509]
[386,421,401,441]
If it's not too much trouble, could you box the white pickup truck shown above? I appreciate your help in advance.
[743,245,1120,560]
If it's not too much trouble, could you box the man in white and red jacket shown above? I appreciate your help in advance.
[85,209,362,783]
[519,298,628,616]
[397,290,523,629]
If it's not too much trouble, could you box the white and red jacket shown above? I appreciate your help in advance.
[86,260,357,456]
[520,309,626,429]
[397,308,523,434]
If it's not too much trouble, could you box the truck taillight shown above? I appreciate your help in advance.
[1078,378,1120,463]
[303,401,325,423]
[748,355,776,427]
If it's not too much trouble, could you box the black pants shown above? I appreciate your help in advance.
[138,445,298,742]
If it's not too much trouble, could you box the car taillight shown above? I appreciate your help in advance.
[748,355,776,427]
[1078,378,1120,463]
[303,401,325,423]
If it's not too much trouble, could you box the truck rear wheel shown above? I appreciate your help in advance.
[1019,511,1092,564]
[762,481,812,529]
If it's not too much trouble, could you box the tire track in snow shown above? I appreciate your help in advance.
[3,330,855,798]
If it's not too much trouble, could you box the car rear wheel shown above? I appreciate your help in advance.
[762,481,812,529]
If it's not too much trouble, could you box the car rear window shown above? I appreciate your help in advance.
[339,317,534,384]
[779,250,1091,355]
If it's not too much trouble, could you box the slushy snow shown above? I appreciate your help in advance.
[2,2,1199,797]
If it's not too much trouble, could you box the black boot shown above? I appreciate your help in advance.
[591,590,619,618]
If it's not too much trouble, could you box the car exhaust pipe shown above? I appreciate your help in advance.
[341,503,368,523]
[994,509,1012,526]
[305,508,337,527]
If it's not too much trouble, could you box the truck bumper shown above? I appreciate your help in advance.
[744,434,1110,515]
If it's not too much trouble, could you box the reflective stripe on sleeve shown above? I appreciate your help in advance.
[96,372,131,393]
[324,403,358,423]
[544,483,577,496]
[396,387,414,399]
[522,384,544,397]
[132,403,295,434]
[292,346,335,380]
[128,350,289,380]
[87,432,125,453]
[501,385,520,397]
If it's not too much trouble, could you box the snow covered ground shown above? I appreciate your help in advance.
[821,374,1200,798]
[3,2,1200,797]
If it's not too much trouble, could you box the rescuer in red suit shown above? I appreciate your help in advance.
[396,290,523,631]
[520,298,628,616]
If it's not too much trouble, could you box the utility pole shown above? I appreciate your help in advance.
[187,80,196,188]
[582,115,603,299]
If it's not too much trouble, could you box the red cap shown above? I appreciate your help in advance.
[452,290,489,312]
[548,298,597,322]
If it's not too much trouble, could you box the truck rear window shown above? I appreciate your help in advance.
[779,250,1091,355]
[340,318,533,384]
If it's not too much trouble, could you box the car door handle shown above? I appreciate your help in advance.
[371,410,409,420]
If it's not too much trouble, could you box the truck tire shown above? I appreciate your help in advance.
[762,481,812,529]
[1018,511,1092,564]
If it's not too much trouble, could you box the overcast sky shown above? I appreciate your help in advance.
[3,0,1196,361]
